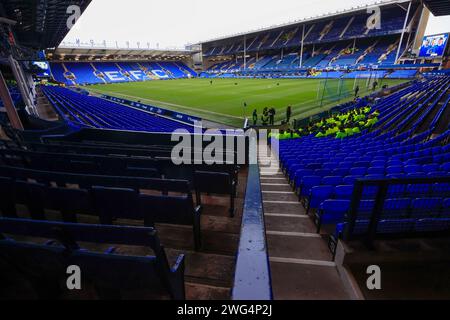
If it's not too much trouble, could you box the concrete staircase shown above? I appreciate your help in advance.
[258,153,350,300]
[35,87,59,121]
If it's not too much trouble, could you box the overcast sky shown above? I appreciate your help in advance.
[62,0,450,49]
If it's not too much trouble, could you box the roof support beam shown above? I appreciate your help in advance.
[395,0,412,64]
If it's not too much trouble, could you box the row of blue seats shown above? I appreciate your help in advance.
[42,86,194,133]
[335,216,450,239]
[0,176,202,250]
[307,182,450,215]
[287,145,450,187]
[318,197,450,228]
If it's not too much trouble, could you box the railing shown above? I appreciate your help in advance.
[232,164,272,300]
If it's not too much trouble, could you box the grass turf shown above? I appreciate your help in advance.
[88,78,406,127]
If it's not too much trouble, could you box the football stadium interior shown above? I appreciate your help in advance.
[0,0,450,302]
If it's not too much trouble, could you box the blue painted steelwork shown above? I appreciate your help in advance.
[232,164,272,300]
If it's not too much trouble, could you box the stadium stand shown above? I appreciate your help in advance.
[41,86,195,132]
[2,0,450,301]
[275,76,450,251]
[50,61,197,85]
[201,0,429,82]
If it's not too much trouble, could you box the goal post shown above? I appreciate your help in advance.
[316,77,352,106]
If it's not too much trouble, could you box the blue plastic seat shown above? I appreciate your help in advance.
[382,198,411,219]
[321,176,343,186]
[364,174,385,179]
[334,185,354,200]
[308,185,334,212]
[314,169,333,177]
[318,199,350,225]
[354,161,370,168]
[386,166,403,175]
[440,162,450,172]
[350,167,367,176]
[292,169,313,185]
[407,183,431,196]
[343,175,363,185]
[370,160,385,167]
[332,168,349,176]
[299,176,322,197]
[422,164,440,173]
[356,200,376,220]
[338,162,353,169]
[387,160,403,167]
[404,165,422,174]
[442,198,450,217]
[367,167,385,175]
[415,218,450,232]
[377,219,416,234]
[410,198,442,219]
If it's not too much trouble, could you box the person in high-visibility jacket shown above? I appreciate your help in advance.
[352,127,361,134]
[335,127,348,139]
[345,128,354,136]
[315,129,326,138]
[365,114,379,127]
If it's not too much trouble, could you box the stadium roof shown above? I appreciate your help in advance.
[49,46,196,61]
[199,0,416,45]
[0,0,91,50]
[422,0,450,16]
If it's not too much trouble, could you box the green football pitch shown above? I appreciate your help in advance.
[88,78,406,127]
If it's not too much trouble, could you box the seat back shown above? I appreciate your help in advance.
[139,194,194,226]
[91,186,139,224]
[46,187,94,222]
[14,181,46,220]
[194,171,232,194]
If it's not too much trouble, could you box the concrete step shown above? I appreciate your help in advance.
[265,214,315,233]
[166,249,235,287]
[263,201,305,215]
[261,184,292,192]
[269,261,349,300]
[186,282,230,300]
[267,233,333,262]
[262,192,298,202]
